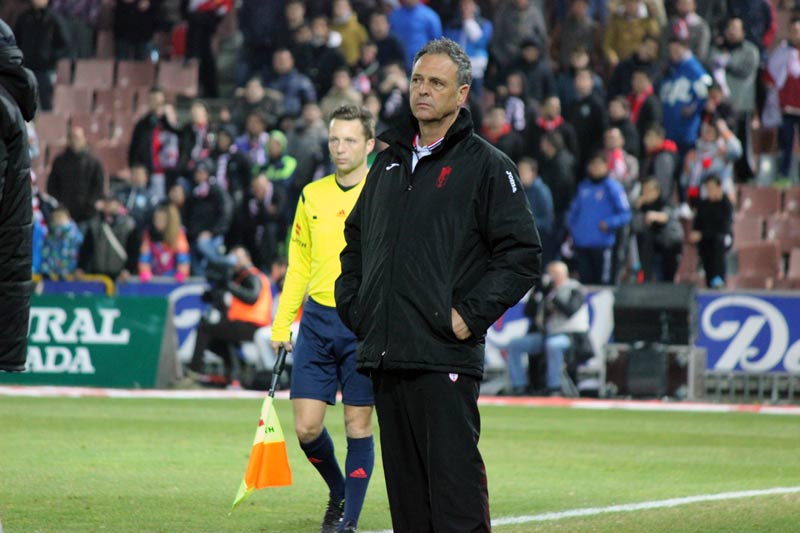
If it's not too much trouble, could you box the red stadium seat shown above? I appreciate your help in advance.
[775,248,800,289]
[52,86,93,114]
[94,87,137,115]
[93,144,129,179]
[156,59,199,98]
[70,113,111,145]
[732,214,764,249]
[116,60,156,89]
[95,30,115,59]
[55,58,72,85]
[675,244,703,285]
[736,240,782,281]
[783,187,800,215]
[766,213,800,255]
[73,59,115,90]
[738,185,781,217]
[34,112,69,145]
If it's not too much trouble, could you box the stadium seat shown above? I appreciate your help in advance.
[674,244,703,285]
[726,275,773,290]
[783,187,800,215]
[766,213,800,255]
[55,58,72,85]
[736,240,782,282]
[775,248,800,289]
[737,185,781,217]
[110,114,136,146]
[73,59,115,90]
[70,113,110,145]
[116,60,156,89]
[156,59,199,98]
[732,214,764,249]
[52,86,93,114]
[95,30,115,59]
[93,144,129,179]
[94,87,137,115]
[34,112,69,144]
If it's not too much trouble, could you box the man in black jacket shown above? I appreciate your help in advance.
[0,19,38,372]
[47,126,105,225]
[13,0,66,110]
[335,38,541,533]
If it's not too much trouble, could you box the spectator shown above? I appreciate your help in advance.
[185,159,233,276]
[179,100,213,178]
[604,127,639,192]
[32,172,59,227]
[632,177,683,282]
[680,119,741,205]
[368,11,406,68]
[49,0,100,59]
[489,0,547,76]
[608,97,641,159]
[352,40,381,95]
[539,132,577,263]
[14,0,67,110]
[726,0,774,58]
[480,106,525,162]
[239,174,285,275]
[693,0,727,33]
[210,126,252,218]
[266,48,317,118]
[320,67,364,122]
[115,164,158,232]
[495,71,527,133]
[167,181,187,219]
[260,130,298,220]
[377,61,410,128]
[551,0,601,72]
[507,37,556,110]
[188,246,273,388]
[128,87,181,199]
[273,0,307,50]
[527,95,578,162]
[660,36,711,158]
[236,0,286,86]
[670,0,711,62]
[301,15,348,98]
[567,69,609,173]
[642,124,679,203]
[286,102,328,188]
[603,0,661,70]
[556,45,604,111]
[766,19,800,181]
[567,152,632,285]
[388,0,443,73]
[331,0,369,67]
[234,111,269,168]
[184,0,232,98]
[77,196,137,279]
[113,0,159,61]
[628,68,661,150]
[47,126,105,225]
[503,260,590,396]
[137,203,190,282]
[701,82,736,129]
[518,157,556,264]
[443,0,493,96]
[40,206,83,278]
[709,17,759,181]
[607,34,660,99]
[689,174,732,288]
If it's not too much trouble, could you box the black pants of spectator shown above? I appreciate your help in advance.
[638,232,681,282]
[189,317,258,383]
[778,112,800,178]
[33,69,53,111]
[371,370,490,533]
[114,37,149,60]
[699,235,727,287]
[734,112,754,182]
[235,42,273,87]
[574,245,615,285]
[186,11,223,98]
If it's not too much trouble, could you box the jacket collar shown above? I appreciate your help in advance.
[380,107,474,154]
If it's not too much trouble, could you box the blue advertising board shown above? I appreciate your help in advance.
[697,293,800,373]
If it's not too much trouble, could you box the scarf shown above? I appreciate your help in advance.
[536,115,565,132]
[628,85,653,124]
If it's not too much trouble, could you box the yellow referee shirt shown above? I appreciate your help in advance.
[271,174,366,342]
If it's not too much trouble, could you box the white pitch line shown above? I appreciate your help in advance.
[363,486,800,533]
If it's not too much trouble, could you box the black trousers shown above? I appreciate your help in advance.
[186,11,223,98]
[699,235,728,286]
[372,370,490,533]
[189,318,258,382]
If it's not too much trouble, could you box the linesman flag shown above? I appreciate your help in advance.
[231,347,292,512]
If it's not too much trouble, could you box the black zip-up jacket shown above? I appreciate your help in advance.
[0,23,38,371]
[335,109,542,378]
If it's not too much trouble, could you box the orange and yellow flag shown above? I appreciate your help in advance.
[231,396,292,512]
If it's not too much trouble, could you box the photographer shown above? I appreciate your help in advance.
[188,247,272,388]
[503,261,590,396]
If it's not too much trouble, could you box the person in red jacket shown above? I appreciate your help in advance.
[765,19,800,180]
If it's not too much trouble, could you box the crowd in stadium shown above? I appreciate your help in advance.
[11,0,800,290]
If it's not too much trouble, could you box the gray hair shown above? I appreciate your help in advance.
[412,38,472,87]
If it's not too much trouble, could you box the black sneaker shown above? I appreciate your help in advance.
[320,497,344,533]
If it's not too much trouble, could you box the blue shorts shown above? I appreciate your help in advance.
[290,297,374,406]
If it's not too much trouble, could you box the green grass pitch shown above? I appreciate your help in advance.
[1,396,799,532]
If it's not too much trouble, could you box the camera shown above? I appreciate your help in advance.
[202,258,236,310]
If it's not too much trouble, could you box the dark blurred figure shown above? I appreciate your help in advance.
[47,126,105,225]
[14,0,67,110]
[77,195,138,279]
[0,18,38,371]
[114,0,160,60]
[689,174,732,288]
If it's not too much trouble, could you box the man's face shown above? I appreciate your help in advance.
[148,91,165,114]
[791,23,800,48]
[410,53,468,125]
[245,79,264,103]
[676,0,694,17]
[252,176,268,199]
[706,180,723,201]
[131,167,148,188]
[191,103,208,125]
[68,127,87,151]
[638,39,658,61]
[604,129,623,150]
[273,51,292,75]
[725,19,744,43]
[542,97,560,119]
[369,14,389,39]
[588,158,607,179]
[286,1,305,25]
[518,162,535,186]
[328,118,374,176]
[574,71,592,97]
[631,71,650,94]
[643,130,661,151]
[32,0,48,9]
[669,42,686,63]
